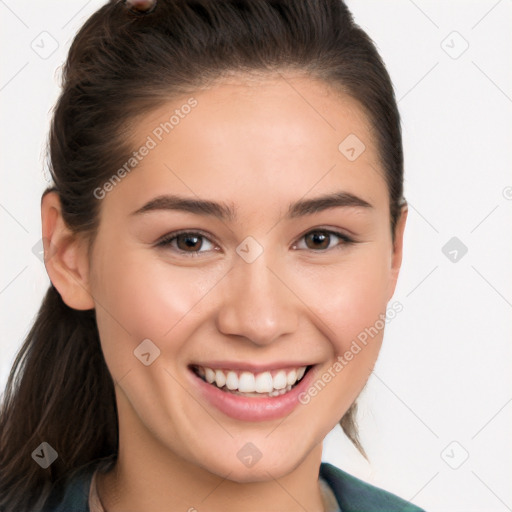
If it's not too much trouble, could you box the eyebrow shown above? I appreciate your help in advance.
[130,191,372,221]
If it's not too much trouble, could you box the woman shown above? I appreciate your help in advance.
[0,0,425,510]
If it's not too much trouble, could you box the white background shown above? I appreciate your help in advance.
[1,1,511,511]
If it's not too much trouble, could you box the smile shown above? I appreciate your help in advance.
[192,365,309,397]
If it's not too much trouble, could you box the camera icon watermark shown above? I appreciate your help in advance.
[134,338,161,366]
[442,236,468,263]
[440,441,469,469]
[236,442,262,468]
[440,31,469,60]
[30,31,59,60]
[236,236,264,264]
[31,237,58,263]
[338,133,366,162]
[32,442,58,469]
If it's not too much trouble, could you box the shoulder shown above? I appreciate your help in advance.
[319,462,427,512]
[41,456,113,512]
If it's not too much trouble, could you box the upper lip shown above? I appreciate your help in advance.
[190,361,314,372]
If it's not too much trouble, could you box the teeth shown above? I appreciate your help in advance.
[196,365,308,395]
[226,371,238,390]
[215,369,226,388]
[205,367,216,384]
[269,385,292,397]
[255,371,273,393]
[273,370,287,390]
[227,384,293,398]
[238,372,256,392]
[286,369,297,386]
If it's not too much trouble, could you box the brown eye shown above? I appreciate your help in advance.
[156,230,216,256]
[294,229,354,252]
[175,233,203,252]
[304,231,331,250]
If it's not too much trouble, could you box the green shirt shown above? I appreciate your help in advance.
[42,458,426,512]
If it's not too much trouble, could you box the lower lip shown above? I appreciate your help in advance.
[189,366,316,422]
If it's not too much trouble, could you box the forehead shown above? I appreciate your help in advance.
[139,73,375,149]
[106,73,388,217]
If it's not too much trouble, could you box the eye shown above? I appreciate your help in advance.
[155,230,217,256]
[155,228,354,257]
[293,229,354,251]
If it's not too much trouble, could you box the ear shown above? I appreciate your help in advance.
[387,204,408,301]
[41,190,95,310]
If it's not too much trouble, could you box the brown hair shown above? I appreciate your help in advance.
[0,1,403,510]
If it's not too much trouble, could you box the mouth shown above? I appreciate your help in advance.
[190,364,312,398]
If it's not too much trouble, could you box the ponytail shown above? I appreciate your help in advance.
[0,285,117,512]
[340,402,368,460]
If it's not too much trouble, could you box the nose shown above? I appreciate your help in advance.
[216,251,299,346]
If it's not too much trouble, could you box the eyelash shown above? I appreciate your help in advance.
[155,228,355,256]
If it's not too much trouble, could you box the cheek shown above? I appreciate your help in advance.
[293,250,391,424]
[299,245,392,353]
[90,244,217,378]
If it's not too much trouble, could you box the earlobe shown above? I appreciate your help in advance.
[387,205,408,300]
[41,190,95,311]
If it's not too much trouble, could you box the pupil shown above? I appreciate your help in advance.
[178,234,201,251]
[308,232,328,250]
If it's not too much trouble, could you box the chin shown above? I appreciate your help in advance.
[193,442,312,484]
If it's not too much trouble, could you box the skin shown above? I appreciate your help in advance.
[42,73,407,512]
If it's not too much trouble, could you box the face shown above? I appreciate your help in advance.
[86,73,405,482]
